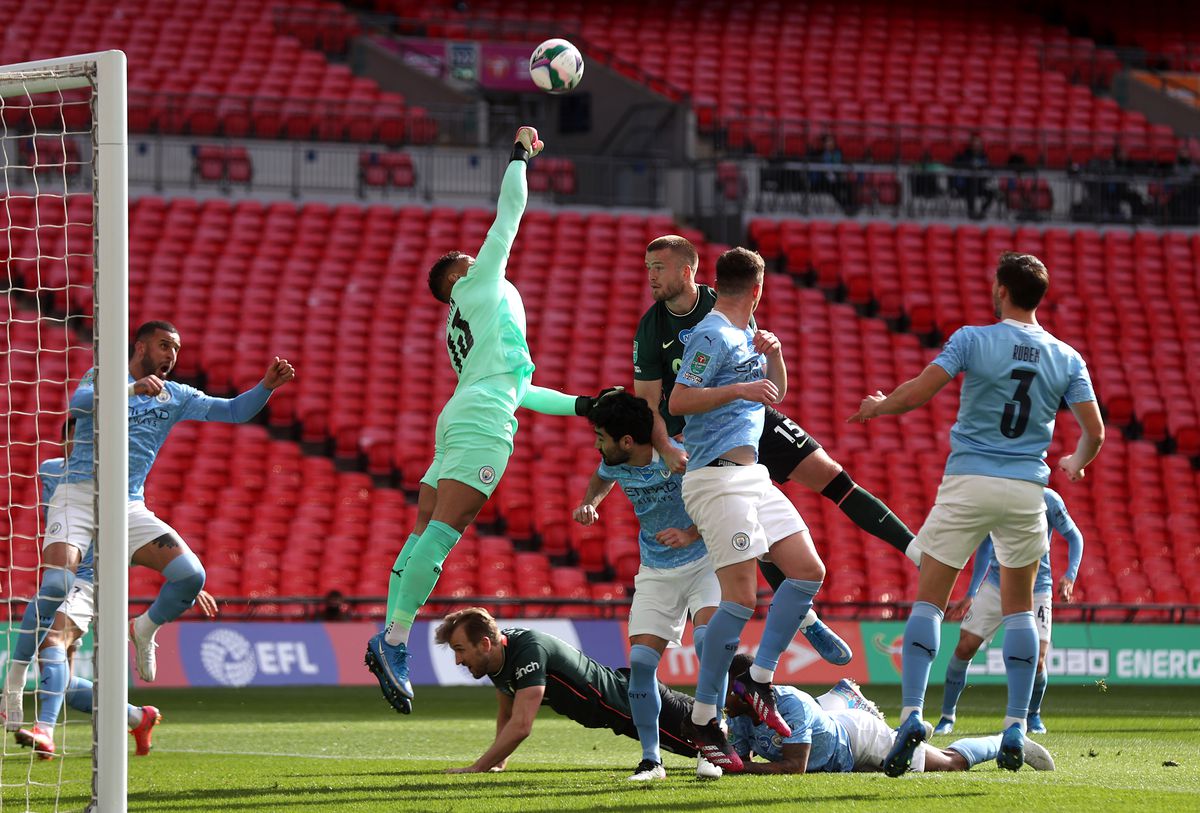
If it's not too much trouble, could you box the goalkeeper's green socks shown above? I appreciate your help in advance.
[385,533,421,628]
[384,521,461,646]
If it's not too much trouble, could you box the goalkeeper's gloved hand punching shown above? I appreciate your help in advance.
[511,126,545,161]
[574,386,625,417]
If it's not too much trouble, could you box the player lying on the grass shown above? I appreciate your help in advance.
[433,607,877,778]
[3,321,295,728]
[935,488,1083,736]
[634,234,918,567]
[723,653,1055,775]
[848,252,1102,776]
[669,248,848,770]
[575,391,847,781]
[15,540,218,759]
[366,127,616,716]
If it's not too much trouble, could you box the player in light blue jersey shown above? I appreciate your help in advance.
[724,653,1054,775]
[574,391,719,780]
[849,252,1103,775]
[936,488,1083,736]
[6,437,216,756]
[4,320,295,712]
[669,248,849,772]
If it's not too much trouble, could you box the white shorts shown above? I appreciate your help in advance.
[629,556,721,646]
[56,579,95,638]
[912,475,1048,570]
[961,581,1053,643]
[681,464,807,571]
[43,480,177,560]
[829,709,928,773]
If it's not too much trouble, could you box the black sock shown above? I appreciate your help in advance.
[757,559,786,592]
[821,471,914,554]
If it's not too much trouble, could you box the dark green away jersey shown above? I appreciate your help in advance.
[488,628,631,731]
[633,285,755,436]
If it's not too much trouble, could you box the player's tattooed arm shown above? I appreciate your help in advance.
[573,471,615,526]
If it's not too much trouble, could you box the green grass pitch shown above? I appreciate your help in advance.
[2,684,1197,812]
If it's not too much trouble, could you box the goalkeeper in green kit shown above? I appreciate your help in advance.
[367,127,611,713]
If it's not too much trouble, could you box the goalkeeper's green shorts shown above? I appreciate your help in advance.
[420,375,529,498]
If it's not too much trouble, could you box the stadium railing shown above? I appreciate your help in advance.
[105,595,1200,625]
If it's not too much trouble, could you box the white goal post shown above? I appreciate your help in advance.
[0,51,127,813]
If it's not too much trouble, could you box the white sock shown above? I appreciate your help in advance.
[133,613,159,639]
[38,723,53,737]
[384,621,410,647]
[748,664,774,684]
[900,705,921,722]
[128,706,143,729]
[799,609,817,630]
[942,712,956,721]
[1002,716,1027,733]
[691,701,717,726]
[5,660,30,691]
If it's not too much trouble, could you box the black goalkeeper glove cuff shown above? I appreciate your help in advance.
[575,386,626,416]
[510,143,531,162]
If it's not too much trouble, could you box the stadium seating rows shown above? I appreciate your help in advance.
[373,0,1184,166]
[747,218,1200,456]
[0,0,437,145]
[1045,0,1200,71]
[5,196,1200,613]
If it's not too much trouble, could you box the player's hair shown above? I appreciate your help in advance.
[646,235,699,273]
[727,652,754,685]
[133,320,178,343]
[435,606,501,647]
[995,252,1049,310]
[428,251,472,303]
[715,247,765,296]
[130,320,179,358]
[587,390,653,445]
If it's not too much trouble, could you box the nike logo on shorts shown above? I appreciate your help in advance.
[662,341,674,349]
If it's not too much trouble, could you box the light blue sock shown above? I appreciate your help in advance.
[1029,667,1048,715]
[1002,612,1038,722]
[36,645,68,728]
[694,625,729,722]
[147,552,205,625]
[754,578,820,672]
[694,601,752,709]
[66,677,140,728]
[628,645,662,763]
[941,655,971,717]
[65,676,93,714]
[947,734,1001,768]
[901,601,944,715]
[13,568,74,663]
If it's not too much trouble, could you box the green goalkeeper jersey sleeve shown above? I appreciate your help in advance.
[445,160,535,387]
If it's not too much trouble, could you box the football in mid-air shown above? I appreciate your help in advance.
[529,38,584,94]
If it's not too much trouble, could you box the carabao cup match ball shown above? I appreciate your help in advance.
[529,38,584,94]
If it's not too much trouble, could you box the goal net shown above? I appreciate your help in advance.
[0,52,127,813]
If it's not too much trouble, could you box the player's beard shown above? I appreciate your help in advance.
[601,448,631,467]
[651,277,685,303]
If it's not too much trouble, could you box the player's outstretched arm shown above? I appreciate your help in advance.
[573,470,616,526]
[846,363,952,423]
[470,127,543,284]
[520,385,624,417]
[203,357,296,423]
[1057,400,1104,482]
[739,742,811,774]
[448,686,545,774]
